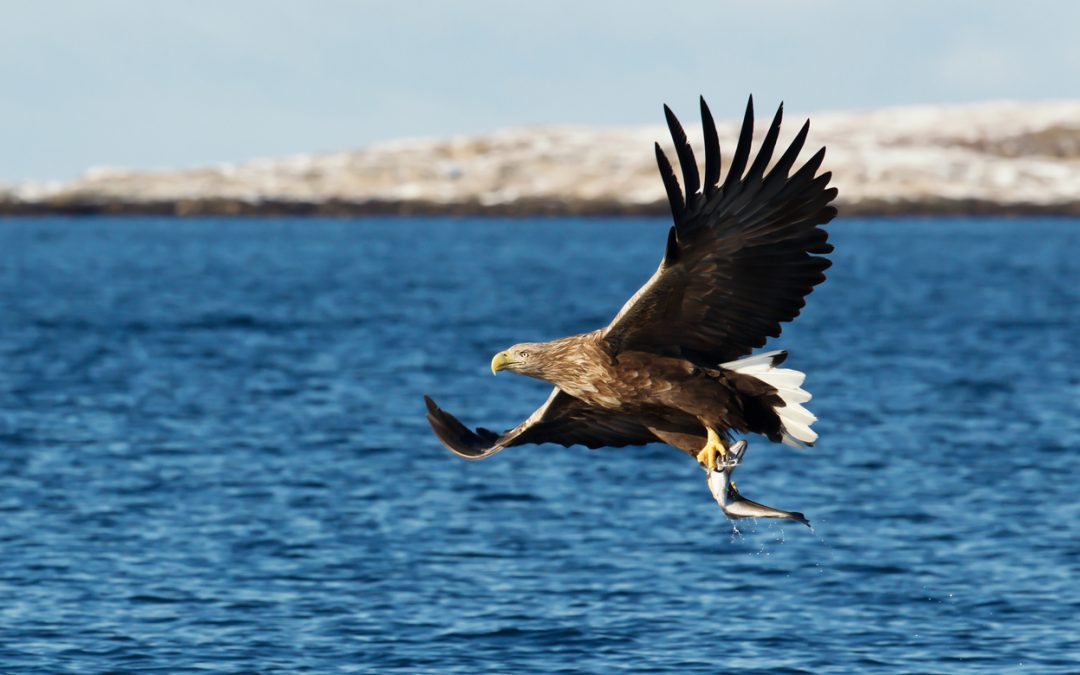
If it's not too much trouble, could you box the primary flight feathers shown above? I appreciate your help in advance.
[605,96,836,366]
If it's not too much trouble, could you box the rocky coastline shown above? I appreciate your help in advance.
[4,101,1079,217]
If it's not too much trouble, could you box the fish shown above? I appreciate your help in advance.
[706,440,811,528]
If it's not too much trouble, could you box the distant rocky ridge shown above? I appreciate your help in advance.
[3,101,1080,217]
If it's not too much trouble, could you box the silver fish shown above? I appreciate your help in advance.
[706,440,810,528]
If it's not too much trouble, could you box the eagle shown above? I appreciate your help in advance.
[424,95,836,478]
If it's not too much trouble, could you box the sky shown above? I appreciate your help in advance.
[2,0,1079,182]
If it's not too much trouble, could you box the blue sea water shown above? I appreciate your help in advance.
[0,215,1078,673]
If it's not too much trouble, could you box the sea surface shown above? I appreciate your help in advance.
[1,216,1078,673]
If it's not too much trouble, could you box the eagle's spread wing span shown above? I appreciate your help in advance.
[603,96,837,365]
[425,390,657,459]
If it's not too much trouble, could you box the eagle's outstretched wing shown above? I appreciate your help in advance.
[424,389,658,460]
[603,96,837,365]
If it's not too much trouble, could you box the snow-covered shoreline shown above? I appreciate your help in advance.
[4,100,1080,216]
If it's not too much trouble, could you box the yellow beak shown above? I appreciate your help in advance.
[491,351,511,375]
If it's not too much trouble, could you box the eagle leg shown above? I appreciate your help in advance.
[696,427,729,471]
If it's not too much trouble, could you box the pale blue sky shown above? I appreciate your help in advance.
[2,0,1079,181]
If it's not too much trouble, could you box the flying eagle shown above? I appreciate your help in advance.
[424,96,836,477]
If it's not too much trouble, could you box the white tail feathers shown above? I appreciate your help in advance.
[721,350,818,448]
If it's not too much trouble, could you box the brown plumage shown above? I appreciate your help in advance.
[424,95,836,464]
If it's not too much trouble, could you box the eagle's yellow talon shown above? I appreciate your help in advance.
[696,428,727,471]
[696,445,715,470]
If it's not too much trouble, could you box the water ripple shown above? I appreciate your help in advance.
[0,216,1077,672]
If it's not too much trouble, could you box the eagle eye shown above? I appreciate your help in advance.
[520,351,530,358]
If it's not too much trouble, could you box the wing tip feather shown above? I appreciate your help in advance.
[664,103,701,198]
[655,142,686,222]
[700,96,721,192]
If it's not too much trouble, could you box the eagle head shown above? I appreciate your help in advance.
[491,343,546,378]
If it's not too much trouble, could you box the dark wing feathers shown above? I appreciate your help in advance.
[425,390,657,459]
[604,95,836,364]
[654,143,685,223]
[743,102,783,184]
[721,95,756,196]
[663,104,700,202]
[700,97,722,194]
[513,392,658,448]
[425,395,502,459]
